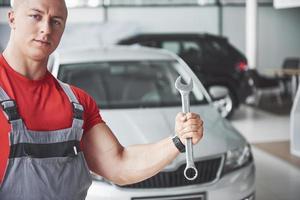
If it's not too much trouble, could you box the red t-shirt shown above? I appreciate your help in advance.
[0,54,104,183]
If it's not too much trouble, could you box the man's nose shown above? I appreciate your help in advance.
[40,20,52,35]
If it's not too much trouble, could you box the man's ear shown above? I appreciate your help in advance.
[8,10,16,29]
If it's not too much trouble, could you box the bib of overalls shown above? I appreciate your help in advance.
[0,81,92,200]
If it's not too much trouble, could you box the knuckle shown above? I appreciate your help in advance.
[187,121,193,126]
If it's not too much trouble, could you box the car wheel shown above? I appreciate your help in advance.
[207,85,236,118]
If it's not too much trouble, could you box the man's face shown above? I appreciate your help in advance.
[9,0,67,60]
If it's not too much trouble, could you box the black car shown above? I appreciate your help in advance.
[118,33,252,118]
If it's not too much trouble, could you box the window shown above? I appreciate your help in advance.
[162,40,203,57]
[203,40,230,58]
[180,41,203,68]
[162,41,181,55]
[182,41,202,54]
[140,40,158,48]
[161,40,203,70]
[0,0,11,7]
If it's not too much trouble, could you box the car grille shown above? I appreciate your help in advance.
[120,157,222,189]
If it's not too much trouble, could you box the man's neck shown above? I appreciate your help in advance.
[3,45,48,81]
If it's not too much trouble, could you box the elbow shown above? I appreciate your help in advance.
[110,170,150,186]
[108,169,141,186]
[113,180,130,187]
[91,170,131,186]
[103,148,133,186]
[109,175,132,186]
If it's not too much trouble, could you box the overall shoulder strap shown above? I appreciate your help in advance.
[57,80,84,129]
[0,86,21,122]
[0,86,24,131]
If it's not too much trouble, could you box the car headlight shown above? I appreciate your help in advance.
[223,144,253,174]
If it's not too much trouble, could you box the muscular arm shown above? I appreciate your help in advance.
[82,113,203,186]
[82,123,179,186]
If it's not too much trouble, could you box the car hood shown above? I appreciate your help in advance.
[100,105,247,171]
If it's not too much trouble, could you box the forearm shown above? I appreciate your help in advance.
[116,136,179,185]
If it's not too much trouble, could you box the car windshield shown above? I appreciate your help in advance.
[58,60,206,109]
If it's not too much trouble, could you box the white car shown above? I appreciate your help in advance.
[49,46,255,200]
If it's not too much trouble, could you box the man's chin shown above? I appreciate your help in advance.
[27,49,53,61]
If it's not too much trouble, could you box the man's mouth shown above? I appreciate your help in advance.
[34,39,51,46]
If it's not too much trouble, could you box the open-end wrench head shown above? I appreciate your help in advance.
[175,76,193,92]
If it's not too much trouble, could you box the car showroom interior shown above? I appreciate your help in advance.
[0,0,300,200]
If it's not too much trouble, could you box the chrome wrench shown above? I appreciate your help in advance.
[175,76,198,181]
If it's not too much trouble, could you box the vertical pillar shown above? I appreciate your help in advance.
[217,0,223,36]
[103,0,110,23]
[291,86,300,157]
[246,0,258,69]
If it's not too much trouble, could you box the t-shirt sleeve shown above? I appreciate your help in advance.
[71,86,105,133]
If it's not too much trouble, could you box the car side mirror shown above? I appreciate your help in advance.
[208,86,229,99]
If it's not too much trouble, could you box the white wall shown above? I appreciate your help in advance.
[0,7,9,23]
[0,7,104,23]
[223,6,300,71]
[274,0,300,9]
[67,8,105,23]
[107,6,219,34]
[0,8,10,51]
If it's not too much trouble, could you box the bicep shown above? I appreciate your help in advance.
[82,123,124,178]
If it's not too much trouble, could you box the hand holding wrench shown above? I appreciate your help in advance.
[175,76,198,181]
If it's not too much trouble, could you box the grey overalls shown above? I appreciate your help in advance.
[0,81,92,200]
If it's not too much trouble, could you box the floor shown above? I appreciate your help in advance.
[230,103,300,200]
[254,141,300,167]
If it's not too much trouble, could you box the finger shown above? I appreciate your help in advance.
[181,126,204,138]
[181,130,204,144]
[181,115,187,122]
[181,125,202,134]
[181,133,200,145]
[192,131,203,144]
[183,118,203,127]
[186,112,200,120]
[176,112,187,122]
[178,127,203,141]
[176,112,184,119]
[182,118,203,130]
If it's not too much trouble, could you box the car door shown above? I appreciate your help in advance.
[200,38,234,77]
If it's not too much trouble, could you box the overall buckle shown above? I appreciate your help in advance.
[72,102,83,120]
[0,100,20,121]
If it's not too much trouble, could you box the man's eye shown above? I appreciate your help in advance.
[29,15,41,20]
[52,20,61,26]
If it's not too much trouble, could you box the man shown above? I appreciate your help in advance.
[0,0,204,199]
